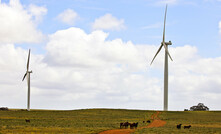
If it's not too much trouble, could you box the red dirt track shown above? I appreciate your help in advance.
[98,111,166,134]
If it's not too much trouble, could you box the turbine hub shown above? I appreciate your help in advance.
[168,40,172,45]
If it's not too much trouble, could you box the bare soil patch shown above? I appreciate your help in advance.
[141,119,166,128]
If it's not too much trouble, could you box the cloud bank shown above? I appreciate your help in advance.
[0,0,220,111]
[0,27,220,110]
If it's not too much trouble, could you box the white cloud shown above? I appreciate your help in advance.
[168,45,221,110]
[28,4,47,23]
[57,9,78,25]
[0,27,220,110]
[43,28,221,110]
[92,13,125,31]
[0,0,45,44]
[0,28,161,110]
[44,27,143,70]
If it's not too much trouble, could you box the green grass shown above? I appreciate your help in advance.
[0,109,220,134]
[134,111,221,134]
[0,109,154,134]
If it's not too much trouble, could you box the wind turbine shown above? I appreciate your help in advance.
[150,5,173,111]
[22,49,32,111]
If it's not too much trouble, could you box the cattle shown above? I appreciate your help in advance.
[120,122,139,129]
[147,120,151,123]
[25,119,30,123]
[143,121,145,123]
[177,124,182,129]
[120,123,124,128]
[184,125,191,129]
[120,122,130,129]
[123,122,130,129]
[134,122,138,129]
[130,123,134,129]
[130,122,138,129]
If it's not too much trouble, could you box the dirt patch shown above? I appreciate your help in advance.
[150,111,160,120]
[141,119,166,128]
[98,111,166,134]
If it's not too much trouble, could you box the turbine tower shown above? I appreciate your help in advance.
[22,49,32,111]
[150,5,173,111]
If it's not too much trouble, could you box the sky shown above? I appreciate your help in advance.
[0,0,221,111]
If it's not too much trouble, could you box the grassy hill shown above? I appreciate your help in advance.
[0,109,220,133]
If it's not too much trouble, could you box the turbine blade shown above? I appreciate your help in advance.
[22,73,27,81]
[27,49,31,71]
[162,42,173,61]
[150,44,163,65]
[162,4,167,43]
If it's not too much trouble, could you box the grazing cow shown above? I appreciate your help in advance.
[124,122,130,129]
[184,125,191,129]
[177,124,182,129]
[147,120,151,123]
[134,122,138,129]
[25,119,30,123]
[120,123,124,128]
[130,123,134,129]
[120,122,130,129]
[130,122,138,129]
[143,121,145,123]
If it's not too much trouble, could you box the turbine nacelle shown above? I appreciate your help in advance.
[162,41,172,45]
[28,70,33,73]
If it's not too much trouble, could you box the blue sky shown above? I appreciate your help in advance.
[13,0,221,57]
[0,0,221,110]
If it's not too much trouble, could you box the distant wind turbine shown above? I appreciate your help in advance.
[22,49,32,111]
[150,5,173,111]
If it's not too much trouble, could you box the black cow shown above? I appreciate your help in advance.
[124,122,130,129]
[147,120,151,123]
[177,124,182,129]
[120,123,124,128]
[134,122,138,129]
[25,119,30,123]
[120,122,130,129]
[184,125,191,129]
[130,122,138,129]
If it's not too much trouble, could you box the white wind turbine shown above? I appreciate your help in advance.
[22,49,32,111]
[150,5,173,111]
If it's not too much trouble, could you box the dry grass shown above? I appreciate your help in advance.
[0,109,220,134]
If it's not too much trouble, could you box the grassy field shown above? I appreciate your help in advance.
[0,109,220,134]
[135,111,221,134]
